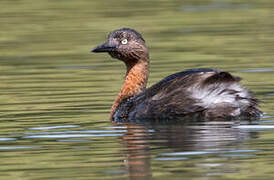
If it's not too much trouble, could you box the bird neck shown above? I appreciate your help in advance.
[110,59,150,119]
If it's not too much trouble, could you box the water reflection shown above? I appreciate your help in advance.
[122,125,151,180]
[120,121,258,179]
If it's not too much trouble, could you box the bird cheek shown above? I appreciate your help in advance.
[109,51,116,58]
[108,51,122,60]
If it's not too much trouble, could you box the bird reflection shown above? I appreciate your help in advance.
[119,121,258,179]
[122,124,151,180]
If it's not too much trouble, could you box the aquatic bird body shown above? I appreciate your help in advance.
[91,28,261,122]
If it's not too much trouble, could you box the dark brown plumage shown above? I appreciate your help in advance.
[91,28,262,122]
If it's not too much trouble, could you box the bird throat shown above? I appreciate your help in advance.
[110,59,149,119]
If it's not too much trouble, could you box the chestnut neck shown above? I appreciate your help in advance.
[110,58,150,119]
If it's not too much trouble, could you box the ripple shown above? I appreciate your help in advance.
[29,125,80,130]
[24,130,127,135]
[161,151,214,156]
[225,149,259,153]
[197,163,222,167]
[0,137,17,141]
[56,65,98,69]
[260,119,274,123]
[22,134,123,139]
[57,139,90,142]
[104,170,127,175]
[235,125,274,129]
[0,146,40,150]
[238,68,274,73]
[104,126,128,129]
[160,149,259,159]
[221,154,255,158]
[261,115,274,119]
[154,157,189,161]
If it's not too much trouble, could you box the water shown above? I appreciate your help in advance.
[0,0,274,179]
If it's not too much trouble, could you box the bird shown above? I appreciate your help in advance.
[91,28,261,122]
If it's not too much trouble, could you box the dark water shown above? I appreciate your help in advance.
[0,0,274,179]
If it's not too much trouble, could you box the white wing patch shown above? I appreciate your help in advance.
[188,82,251,109]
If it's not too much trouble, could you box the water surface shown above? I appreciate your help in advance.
[0,0,274,179]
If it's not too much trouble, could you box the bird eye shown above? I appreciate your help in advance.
[121,39,128,45]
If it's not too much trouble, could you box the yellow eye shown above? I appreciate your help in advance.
[121,39,128,45]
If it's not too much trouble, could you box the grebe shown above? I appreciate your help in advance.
[91,28,261,122]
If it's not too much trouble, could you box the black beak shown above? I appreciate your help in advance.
[90,42,116,53]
